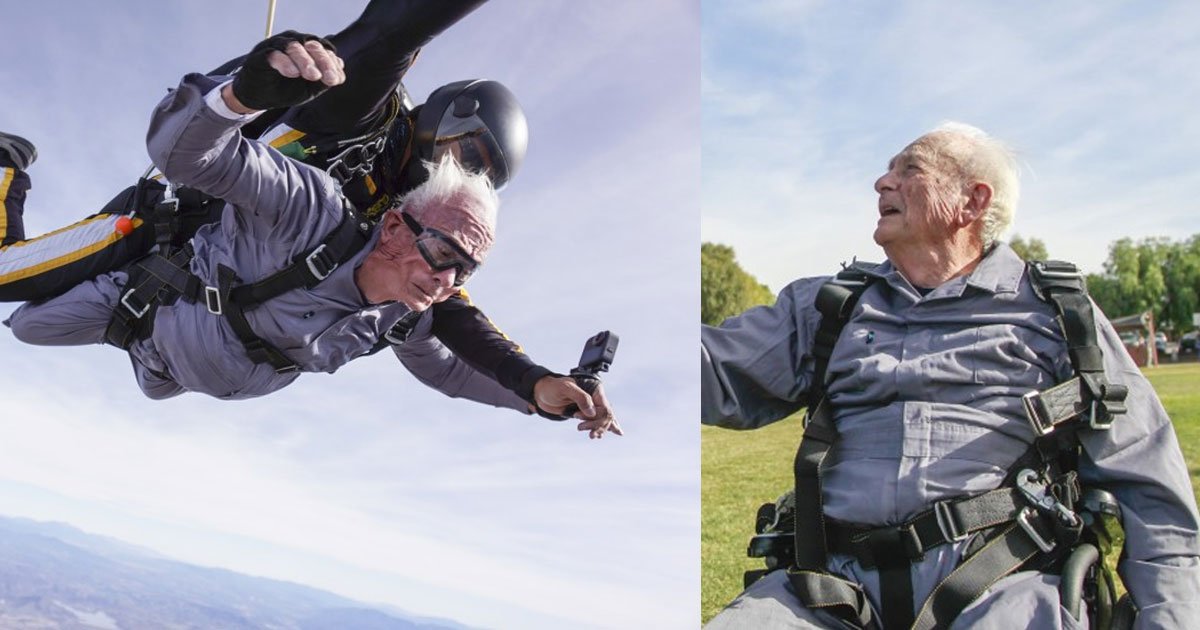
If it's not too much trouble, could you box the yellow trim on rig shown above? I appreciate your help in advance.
[0,167,14,239]
[269,128,307,148]
[0,215,144,283]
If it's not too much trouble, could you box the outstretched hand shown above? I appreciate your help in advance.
[226,31,346,113]
[532,376,623,439]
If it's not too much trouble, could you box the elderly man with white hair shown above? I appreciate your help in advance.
[7,33,618,437]
[702,123,1199,627]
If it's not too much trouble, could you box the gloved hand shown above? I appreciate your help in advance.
[231,30,342,111]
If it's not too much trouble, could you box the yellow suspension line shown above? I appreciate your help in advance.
[265,0,278,37]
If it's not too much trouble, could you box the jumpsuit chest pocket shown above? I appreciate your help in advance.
[828,321,983,404]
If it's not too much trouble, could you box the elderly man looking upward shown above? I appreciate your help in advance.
[8,33,618,438]
[702,123,1199,628]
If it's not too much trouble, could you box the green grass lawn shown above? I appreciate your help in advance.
[700,362,1200,623]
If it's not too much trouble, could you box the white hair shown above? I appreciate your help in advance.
[928,122,1020,248]
[401,154,499,225]
[396,154,499,257]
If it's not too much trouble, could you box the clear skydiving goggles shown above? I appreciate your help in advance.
[400,211,480,287]
[429,100,509,188]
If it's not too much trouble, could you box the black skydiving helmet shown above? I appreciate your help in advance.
[407,79,528,191]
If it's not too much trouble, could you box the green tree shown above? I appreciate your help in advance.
[1087,235,1200,333]
[701,242,774,325]
[1008,234,1049,261]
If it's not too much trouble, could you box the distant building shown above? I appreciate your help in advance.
[1112,310,1157,367]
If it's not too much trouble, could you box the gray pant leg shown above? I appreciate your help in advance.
[7,271,124,346]
[950,571,1086,630]
[705,571,861,629]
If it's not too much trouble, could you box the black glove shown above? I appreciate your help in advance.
[231,30,338,111]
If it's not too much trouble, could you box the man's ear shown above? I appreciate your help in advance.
[959,182,993,226]
[378,210,406,248]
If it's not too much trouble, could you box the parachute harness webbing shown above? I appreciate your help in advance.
[788,264,878,627]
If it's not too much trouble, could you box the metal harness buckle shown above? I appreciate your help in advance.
[204,286,222,316]
[1031,261,1083,280]
[1016,507,1056,553]
[1016,469,1082,528]
[325,136,386,184]
[305,244,337,281]
[120,289,152,319]
[1022,390,1056,435]
[934,500,968,542]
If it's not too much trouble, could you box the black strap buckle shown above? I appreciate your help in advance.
[383,311,422,345]
[1088,400,1112,430]
[1087,379,1127,430]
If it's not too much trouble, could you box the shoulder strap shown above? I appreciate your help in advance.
[228,199,371,307]
[1025,260,1128,432]
[787,262,880,627]
[808,262,876,407]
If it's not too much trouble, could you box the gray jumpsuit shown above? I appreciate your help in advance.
[702,244,1200,628]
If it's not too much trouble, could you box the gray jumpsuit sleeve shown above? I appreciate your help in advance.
[395,313,530,413]
[146,73,343,242]
[1078,313,1200,626]
[700,278,825,429]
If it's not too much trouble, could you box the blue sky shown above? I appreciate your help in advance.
[0,2,698,628]
[703,1,1200,291]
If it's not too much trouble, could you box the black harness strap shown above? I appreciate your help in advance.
[105,245,200,349]
[788,263,878,626]
[911,521,1048,630]
[365,309,425,356]
[217,263,299,373]
[105,200,371,374]
[229,201,371,305]
[1026,260,1128,431]
[827,487,1029,568]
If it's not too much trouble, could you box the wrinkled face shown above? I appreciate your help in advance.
[872,134,967,251]
[356,198,493,310]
